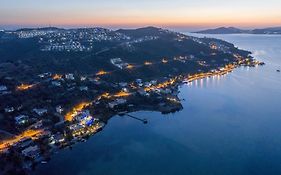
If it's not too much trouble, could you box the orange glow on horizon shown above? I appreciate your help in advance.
[5,15,281,30]
[1,0,281,29]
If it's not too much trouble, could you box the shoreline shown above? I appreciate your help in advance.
[0,57,264,174]
[32,59,264,174]
[0,58,263,152]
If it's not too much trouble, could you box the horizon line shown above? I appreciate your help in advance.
[1,24,281,32]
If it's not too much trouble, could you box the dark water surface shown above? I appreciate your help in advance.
[34,34,281,175]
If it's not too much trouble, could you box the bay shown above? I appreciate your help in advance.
[34,34,281,175]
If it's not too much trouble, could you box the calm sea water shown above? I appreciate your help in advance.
[34,34,281,175]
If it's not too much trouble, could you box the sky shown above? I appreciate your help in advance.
[0,0,281,31]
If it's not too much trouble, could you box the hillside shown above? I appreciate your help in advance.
[196,26,281,34]
[0,26,251,82]
[196,27,248,34]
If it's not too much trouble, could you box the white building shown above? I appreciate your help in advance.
[0,85,7,91]
[15,115,29,125]
[21,145,40,159]
[65,73,75,80]
[56,106,64,114]
[4,107,15,113]
[108,99,127,109]
[33,108,48,116]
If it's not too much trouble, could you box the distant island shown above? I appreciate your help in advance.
[0,26,264,174]
[195,27,281,34]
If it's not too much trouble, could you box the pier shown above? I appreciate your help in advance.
[125,114,148,124]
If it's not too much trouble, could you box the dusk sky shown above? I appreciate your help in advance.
[1,0,281,30]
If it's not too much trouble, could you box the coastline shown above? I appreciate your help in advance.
[0,57,263,152]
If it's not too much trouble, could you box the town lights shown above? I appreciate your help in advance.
[101,92,110,99]
[65,102,91,121]
[0,129,43,152]
[113,91,131,98]
[144,61,152,65]
[16,84,35,91]
[53,74,63,80]
[162,59,168,63]
[210,44,218,50]
[96,70,108,76]
[126,64,134,69]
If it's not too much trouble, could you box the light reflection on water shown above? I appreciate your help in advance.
[187,72,229,89]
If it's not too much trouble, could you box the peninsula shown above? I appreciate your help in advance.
[0,26,264,175]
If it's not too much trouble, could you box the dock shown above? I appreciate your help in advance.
[125,114,148,124]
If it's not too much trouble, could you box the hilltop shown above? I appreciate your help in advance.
[0,26,250,82]
[195,26,281,34]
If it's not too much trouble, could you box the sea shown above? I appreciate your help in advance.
[34,34,281,175]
